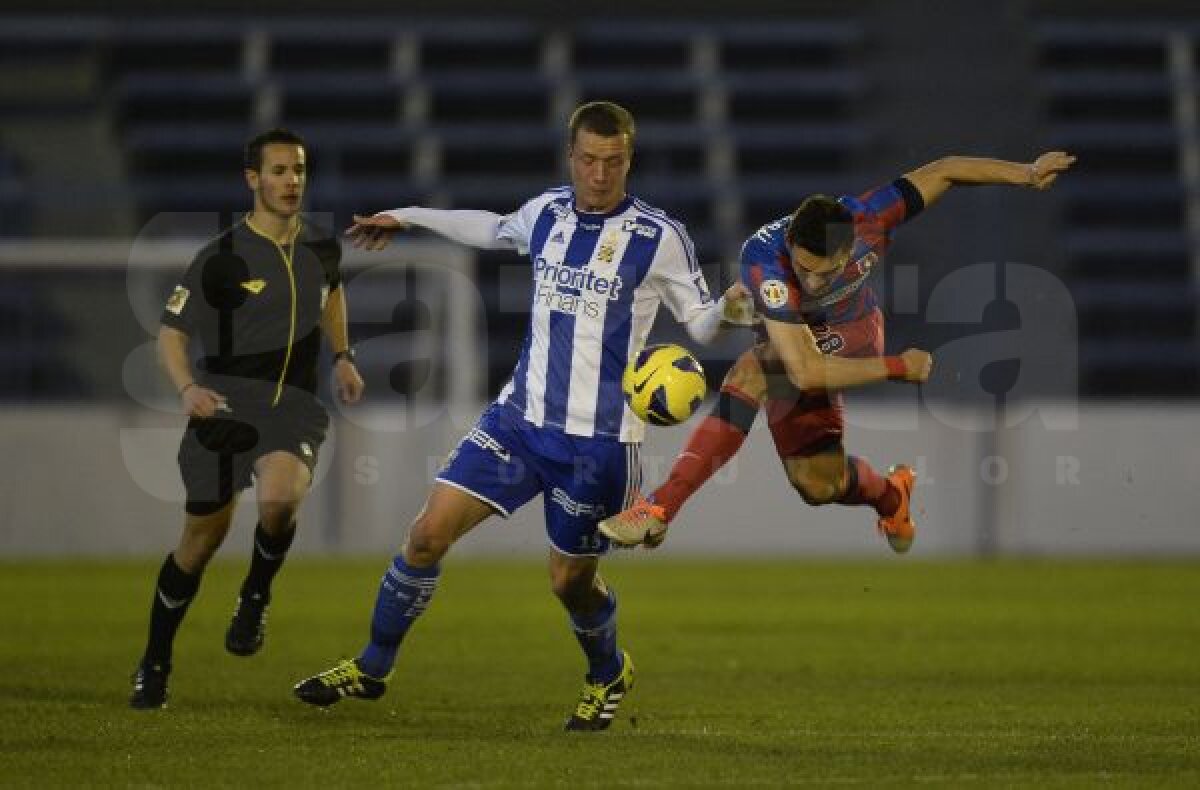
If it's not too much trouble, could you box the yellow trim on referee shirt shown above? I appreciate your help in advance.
[246,216,301,407]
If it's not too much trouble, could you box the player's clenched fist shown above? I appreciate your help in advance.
[899,348,933,383]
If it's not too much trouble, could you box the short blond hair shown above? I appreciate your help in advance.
[568,101,636,149]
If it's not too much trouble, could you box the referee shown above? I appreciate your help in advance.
[130,128,364,709]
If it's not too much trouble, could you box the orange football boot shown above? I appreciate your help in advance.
[597,496,668,548]
[877,464,916,553]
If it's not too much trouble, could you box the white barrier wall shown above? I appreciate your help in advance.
[1,401,1197,557]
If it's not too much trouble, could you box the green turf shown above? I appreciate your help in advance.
[1,558,1198,787]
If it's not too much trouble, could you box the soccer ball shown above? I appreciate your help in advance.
[622,343,707,426]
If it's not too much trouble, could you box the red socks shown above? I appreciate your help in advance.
[647,390,900,523]
[651,388,758,523]
[839,455,901,517]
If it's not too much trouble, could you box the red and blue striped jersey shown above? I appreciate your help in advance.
[741,177,923,327]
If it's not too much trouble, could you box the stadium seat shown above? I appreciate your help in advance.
[718,19,863,72]
[0,148,33,237]
[1036,17,1199,394]
[105,27,244,79]
[425,74,555,127]
[269,33,393,76]
[416,21,543,74]
[0,14,881,400]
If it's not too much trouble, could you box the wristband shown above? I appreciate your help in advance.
[179,382,197,395]
[333,348,357,365]
[884,357,907,380]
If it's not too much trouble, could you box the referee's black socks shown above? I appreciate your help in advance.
[142,552,200,668]
[241,521,296,599]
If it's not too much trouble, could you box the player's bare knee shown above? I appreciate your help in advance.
[177,515,231,571]
[548,560,597,608]
[175,541,219,573]
[404,514,455,567]
[550,570,593,608]
[259,501,299,534]
[404,533,450,567]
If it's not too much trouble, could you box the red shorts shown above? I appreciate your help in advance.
[759,308,885,459]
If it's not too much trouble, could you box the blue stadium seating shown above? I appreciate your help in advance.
[1035,17,1200,394]
[6,13,1195,397]
[0,148,33,237]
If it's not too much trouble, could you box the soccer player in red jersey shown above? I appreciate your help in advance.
[599,151,1076,552]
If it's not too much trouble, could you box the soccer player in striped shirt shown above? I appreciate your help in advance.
[293,102,749,730]
[599,151,1076,552]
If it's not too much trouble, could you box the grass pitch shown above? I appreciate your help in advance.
[1,557,1197,787]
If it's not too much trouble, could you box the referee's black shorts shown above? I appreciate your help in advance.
[177,397,329,516]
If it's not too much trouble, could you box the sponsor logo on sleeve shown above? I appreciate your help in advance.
[621,219,659,239]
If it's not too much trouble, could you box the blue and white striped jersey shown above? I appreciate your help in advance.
[494,187,714,443]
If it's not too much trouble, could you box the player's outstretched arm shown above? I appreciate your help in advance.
[765,318,932,392]
[346,213,407,251]
[346,208,517,252]
[903,151,1076,209]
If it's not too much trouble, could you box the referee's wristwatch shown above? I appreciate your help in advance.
[333,348,357,365]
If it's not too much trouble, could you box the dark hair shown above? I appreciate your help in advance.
[243,127,306,172]
[568,101,636,148]
[785,195,855,257]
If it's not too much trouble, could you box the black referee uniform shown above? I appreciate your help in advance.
[161,216,342,515]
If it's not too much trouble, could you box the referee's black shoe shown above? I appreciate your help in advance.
[225,591,269,656]
[129,661,169,709]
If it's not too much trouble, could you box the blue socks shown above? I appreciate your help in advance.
[357,556,621,685]
[357,556,440,678]
[570,590,622,683]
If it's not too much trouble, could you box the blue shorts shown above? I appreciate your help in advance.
[436,403,642,556]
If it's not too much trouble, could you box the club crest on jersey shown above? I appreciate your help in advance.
[621,219,659,239]
[759,279,790,310]
[596,231,620,264]
[165,285,190,315]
